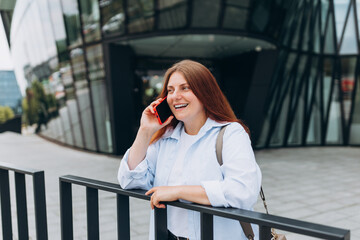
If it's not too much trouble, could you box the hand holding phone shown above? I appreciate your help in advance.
[153,97,173,125]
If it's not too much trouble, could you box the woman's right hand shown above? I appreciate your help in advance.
[128,99,173,170]
[139,99,174,134]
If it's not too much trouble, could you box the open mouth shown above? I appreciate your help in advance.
[174,104,188,109]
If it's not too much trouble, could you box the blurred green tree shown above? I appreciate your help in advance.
[0,106,15,124]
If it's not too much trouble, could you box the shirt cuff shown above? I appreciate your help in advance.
[118,149,149,188]
[201,180,229,207]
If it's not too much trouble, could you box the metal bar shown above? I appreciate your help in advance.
[0,169,12,240]
[60,181,73,240]
[15,172,29,240]
[0,161,40,175]
[154,207,168,240]
[117,194,130,240]
[259,225,272,240]
[86,187,99,240]
[33,171,48,240]
[59,175,350,240]
[201,212,213,240]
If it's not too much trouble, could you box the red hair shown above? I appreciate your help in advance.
[150,60,249,144]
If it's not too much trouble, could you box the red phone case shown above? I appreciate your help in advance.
[153,97,168,125]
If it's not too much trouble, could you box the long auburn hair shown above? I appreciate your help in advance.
[150,60,249,144]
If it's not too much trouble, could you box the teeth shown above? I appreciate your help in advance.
[174,104,188,109]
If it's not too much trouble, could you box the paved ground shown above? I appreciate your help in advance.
[0,132,359,240]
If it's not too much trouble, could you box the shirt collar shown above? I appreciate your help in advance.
[163,118,229,141]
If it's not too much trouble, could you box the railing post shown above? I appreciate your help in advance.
[0,169,12,240]
[259,225,272,240]
[201,212,213,240]
[33,171,48,240]
[154,207,168,240]
[60,180,73,240]
[15,172,29,240]
[86,187,99,240]
[117,194,130,240]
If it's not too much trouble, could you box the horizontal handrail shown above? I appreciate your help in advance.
[60,175,350,240]
[0,161,43,175]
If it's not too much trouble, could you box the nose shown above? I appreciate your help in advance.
[169,89,182,100]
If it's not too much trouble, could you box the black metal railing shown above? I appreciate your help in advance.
[59,175,350,240]
[0,162,48,240]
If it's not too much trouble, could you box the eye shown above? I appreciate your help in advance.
[183,86,190,90]
[167,89,173,94]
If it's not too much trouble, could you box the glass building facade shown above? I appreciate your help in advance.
[1,0,360,154]
[0,70,22,114]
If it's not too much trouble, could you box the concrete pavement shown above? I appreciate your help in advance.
[0,132,359,239]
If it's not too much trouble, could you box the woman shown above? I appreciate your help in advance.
[118,60,262,240]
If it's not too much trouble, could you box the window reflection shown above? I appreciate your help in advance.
[158,0,187,29]
[349,73,360,144]
[61,0,83,48]
[70,48,97,150]
[79,0,101,42]
[60,61,84,147]
[191,0,220,28]
[100,0,125,36]
[140,71,165,106]
[324,58,343,144]
[86,44,113,153]
[222,0,249,30]
[127,0,154,33]
[340,57,356,123]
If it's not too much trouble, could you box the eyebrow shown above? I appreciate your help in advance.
[167,83,189,88]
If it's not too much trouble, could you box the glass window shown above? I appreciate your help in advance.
[127,0,154,33]
[340,57,356,123]
[222,4,248,30]
[324,11,336,54]
[86,44,113,153]
[191,0,220,28]
[291,1,305,49]
[288,86,305,145]
[79,0,101,42]
[339,7,357,54]
[321,0,330,35]
[60,60,84,147]
[334,0,350,41]
[323,58,334,111]
[313,6,321,53]
[99,0,125,36]
[61,0,83,48]
[70,48,97,151]
[349,70,360,144]
[306,99,322,144]
[325,78,343,144]
[157,0,186,30]
[269,53,298,146]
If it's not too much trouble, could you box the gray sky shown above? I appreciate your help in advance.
[0,17,14,70]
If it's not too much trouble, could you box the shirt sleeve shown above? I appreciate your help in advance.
[201,123,262,210]
[117,142,158,190]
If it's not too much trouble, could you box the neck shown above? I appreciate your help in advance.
[183,116,207,135]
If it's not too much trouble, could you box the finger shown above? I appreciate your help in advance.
[145,189,154,195]
[150,195,154,209]
[158,203,166,209]
[163,116,174,126]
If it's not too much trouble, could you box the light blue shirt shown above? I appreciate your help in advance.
[118,118,262,240]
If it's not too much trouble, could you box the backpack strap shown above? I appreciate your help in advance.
[215,125,255,240]
[215,125,227,166]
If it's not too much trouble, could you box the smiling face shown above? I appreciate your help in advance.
[166,72,207,133]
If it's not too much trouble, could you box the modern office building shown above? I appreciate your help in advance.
[1,0,360,155]
[0,70,22,114]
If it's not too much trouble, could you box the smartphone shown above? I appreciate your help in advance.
[153,97,173,125]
